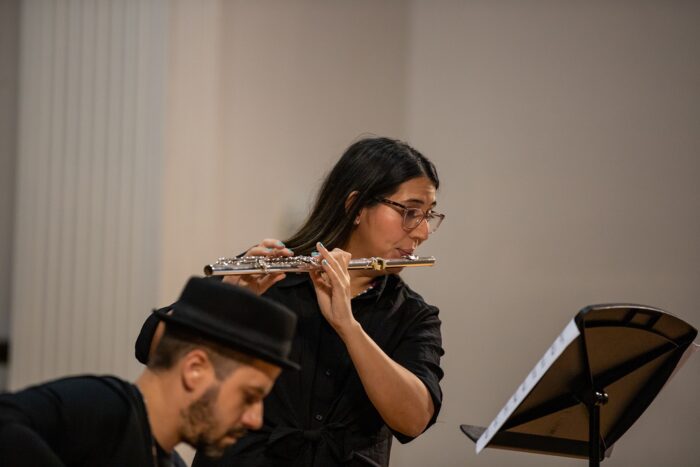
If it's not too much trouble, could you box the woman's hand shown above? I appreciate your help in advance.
[309,242,358,335]
[221,238,293,295]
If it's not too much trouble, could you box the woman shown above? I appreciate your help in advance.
[138,137,445,466]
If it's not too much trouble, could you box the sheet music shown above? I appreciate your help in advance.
[476,318,581,453]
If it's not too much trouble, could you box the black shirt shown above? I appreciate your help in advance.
[0,375,185,467]
[191,273,444,467]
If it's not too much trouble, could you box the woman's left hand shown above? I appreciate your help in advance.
[309,242,358,334]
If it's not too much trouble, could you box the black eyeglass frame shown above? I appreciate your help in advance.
[374,198,445,233]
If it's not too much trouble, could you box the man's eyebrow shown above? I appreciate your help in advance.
[245,386,266,396]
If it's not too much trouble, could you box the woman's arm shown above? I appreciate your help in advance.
[338,321,435,437]
[310,243,435,437]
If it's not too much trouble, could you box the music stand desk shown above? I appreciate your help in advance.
[461,304,698,466]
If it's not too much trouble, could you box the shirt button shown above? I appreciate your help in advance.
[314,414,323,422]
[324,369,332,377]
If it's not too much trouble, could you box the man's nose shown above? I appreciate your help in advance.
[243,402,263,430]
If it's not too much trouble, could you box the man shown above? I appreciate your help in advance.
[0,277,298,466]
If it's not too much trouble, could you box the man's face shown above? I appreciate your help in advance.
[180,359,281,458]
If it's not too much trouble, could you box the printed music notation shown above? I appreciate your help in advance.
[476,319,581,453]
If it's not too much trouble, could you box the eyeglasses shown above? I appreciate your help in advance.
[376,198,445,234]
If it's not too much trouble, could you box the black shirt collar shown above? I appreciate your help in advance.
[276,273,399,305]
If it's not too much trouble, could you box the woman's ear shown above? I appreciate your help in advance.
[345,191,364,225]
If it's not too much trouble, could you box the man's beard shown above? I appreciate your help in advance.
[180,384,248,458]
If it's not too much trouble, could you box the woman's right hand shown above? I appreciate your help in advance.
[221,238,293,295]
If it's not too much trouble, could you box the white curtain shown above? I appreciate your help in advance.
[9,0,168,389]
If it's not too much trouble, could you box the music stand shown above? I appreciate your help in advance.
[461,304,698,466]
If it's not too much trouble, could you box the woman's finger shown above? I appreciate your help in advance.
[257,272,286,291]
[320,258,346,290]
[316,243,352,289]
[222,275,243,286]
[260,239,294,256]
[309,269,330,291]
[260,238,285,248]
[247,245,294,257]
[316,242,345,273]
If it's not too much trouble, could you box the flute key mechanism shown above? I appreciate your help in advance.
[203,255,436,276]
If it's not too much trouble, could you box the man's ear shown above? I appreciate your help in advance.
[344,191,363,224]
[180,349,214,393]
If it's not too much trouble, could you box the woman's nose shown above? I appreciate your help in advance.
[409,217,430,241]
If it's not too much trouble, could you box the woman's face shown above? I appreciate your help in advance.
[345,176,437,260]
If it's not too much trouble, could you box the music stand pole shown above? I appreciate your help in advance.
[587,390,608,467]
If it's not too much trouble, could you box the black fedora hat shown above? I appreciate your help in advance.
[153,277,299,370]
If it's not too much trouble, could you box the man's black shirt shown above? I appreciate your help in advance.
[0,375,185,467]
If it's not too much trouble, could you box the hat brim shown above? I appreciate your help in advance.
[152,306,300,371]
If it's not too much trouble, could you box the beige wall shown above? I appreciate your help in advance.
[6,0,699,466]
[395,1,700,466]
[160,0,409,305]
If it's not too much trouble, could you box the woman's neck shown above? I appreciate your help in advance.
[343,243,379,296]
[349,270,376,297]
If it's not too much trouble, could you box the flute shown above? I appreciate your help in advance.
[204,255,436,276]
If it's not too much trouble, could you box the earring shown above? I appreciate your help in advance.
[354,217,360,225]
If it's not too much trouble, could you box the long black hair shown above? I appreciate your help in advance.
[284,137,439,255]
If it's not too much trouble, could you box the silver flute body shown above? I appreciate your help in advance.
[204,255,436,276]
